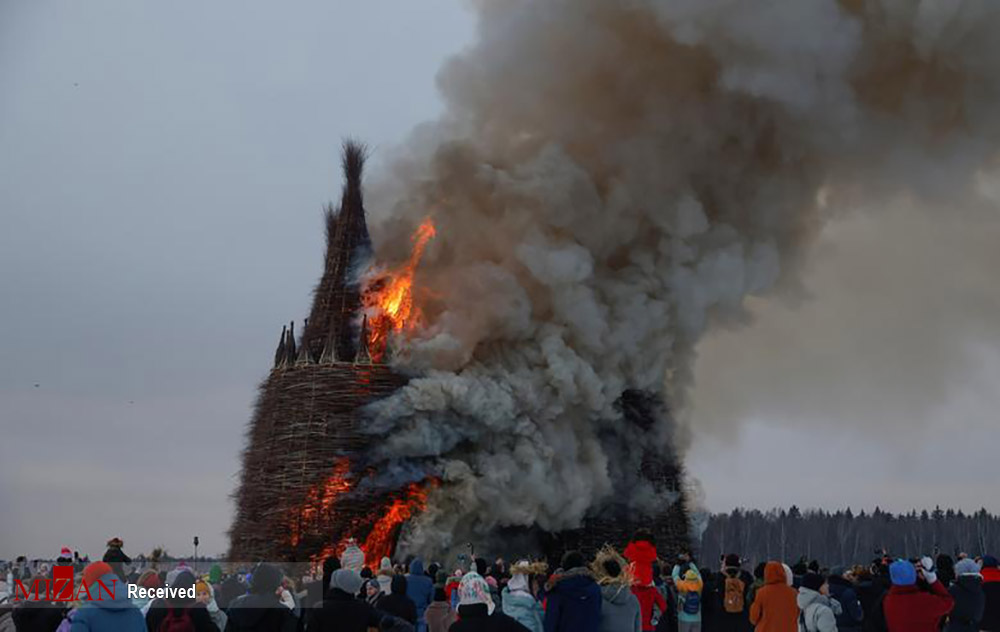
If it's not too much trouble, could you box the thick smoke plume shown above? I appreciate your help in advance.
[360,0,1000,554]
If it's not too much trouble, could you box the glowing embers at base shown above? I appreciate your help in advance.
[288,458,353,548]
[363,218,436,362]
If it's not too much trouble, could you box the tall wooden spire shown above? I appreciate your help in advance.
[301,141,372,362]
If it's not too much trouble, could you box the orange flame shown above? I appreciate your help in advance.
[364,218,436,361]
[289,458,353,548]
[362,480,435,566]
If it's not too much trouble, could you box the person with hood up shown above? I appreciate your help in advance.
[982,555,1000,631]
[366,578,386,606]
[945,558,984,632]
[377,575,417,625]
[407,559,434,632]
[448,572,528,632]
[882,558,954,632]
[500,561,544,632]
[825,567,862,632]
[341,539,366,573]
[543,551,602,632]
[588,549,639,632]
[796,573,841,632]
[101,538,130,583]
[68,561,144,632]
[749,561,798,632]
[225,562,297,632]
[144,568,219,632]
[671,567,703,632]
[426,583,457,632]
[196,579,228,632]
[307,568,381,632]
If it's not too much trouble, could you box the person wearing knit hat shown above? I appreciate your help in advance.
[376,556,395,596]
[981,555,1000,632]
[946,558,985,632]
[70,561,145,632]
[718,552,755,631]
[56,547,73,566]
[340,538,366,573]
[883,558,954,632]
[145,569,219,632]
[306,568,380,632]
[194,579,228,631]
[797,573,840,632]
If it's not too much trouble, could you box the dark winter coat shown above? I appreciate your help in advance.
[217,576,246,611]
[713,569,754,632]
[543,568,602,632]
[11,600,65,632]
[307,588,381,632]
[854,577,889,632]
[71,572,145,632]
[377,576,418,624]
[145,599,220,632]
[598,583,641,632]
[101,547,131,583]
[224,592,298,632]
[882,580,954,632]
[945,575,985,632]
[407,559,434,628]
[827,575,864,631]
[983,567,1000,631]
[448,604,529,632]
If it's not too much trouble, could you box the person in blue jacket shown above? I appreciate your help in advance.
[71,561,145,632]
[407,558,434,632]
[543,551,602,632]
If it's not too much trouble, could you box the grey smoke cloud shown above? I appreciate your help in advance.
[363,0,1000,554]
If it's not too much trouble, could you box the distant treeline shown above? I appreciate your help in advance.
[698,506,1000,567]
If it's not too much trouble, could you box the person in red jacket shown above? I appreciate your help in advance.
[981,555,1000,631]
[883,557,954,632]
[625,530,665,631]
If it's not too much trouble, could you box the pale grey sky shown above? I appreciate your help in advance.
[2,0,997,561]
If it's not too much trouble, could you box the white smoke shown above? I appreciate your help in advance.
[361,0,1000,555]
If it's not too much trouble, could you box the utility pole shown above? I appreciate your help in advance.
[193,536,199,573]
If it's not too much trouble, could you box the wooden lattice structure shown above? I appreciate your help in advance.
[229,143,411,564]
[229,142,691,566]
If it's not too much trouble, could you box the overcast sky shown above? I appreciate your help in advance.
[2,1,998,560]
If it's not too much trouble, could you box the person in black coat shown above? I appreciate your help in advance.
[448,572,529,632]
[102,537,131,582]
[307,569,381,632]
[145,570,220,632]
[225,563,298,632]
[376,575,418,624]
[11,599,65,632]
[854,562,891,632]
[827,567,864,632]
[713,554,754,632]
[946,558,985,632]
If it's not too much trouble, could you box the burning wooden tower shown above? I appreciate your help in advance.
[229,144,421,566]
[230,142,691,566]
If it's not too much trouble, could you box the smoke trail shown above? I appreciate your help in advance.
[362,0,1000,554]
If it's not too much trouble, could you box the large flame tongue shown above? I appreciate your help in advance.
[364,218,436,361]
[362,481,434,566]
